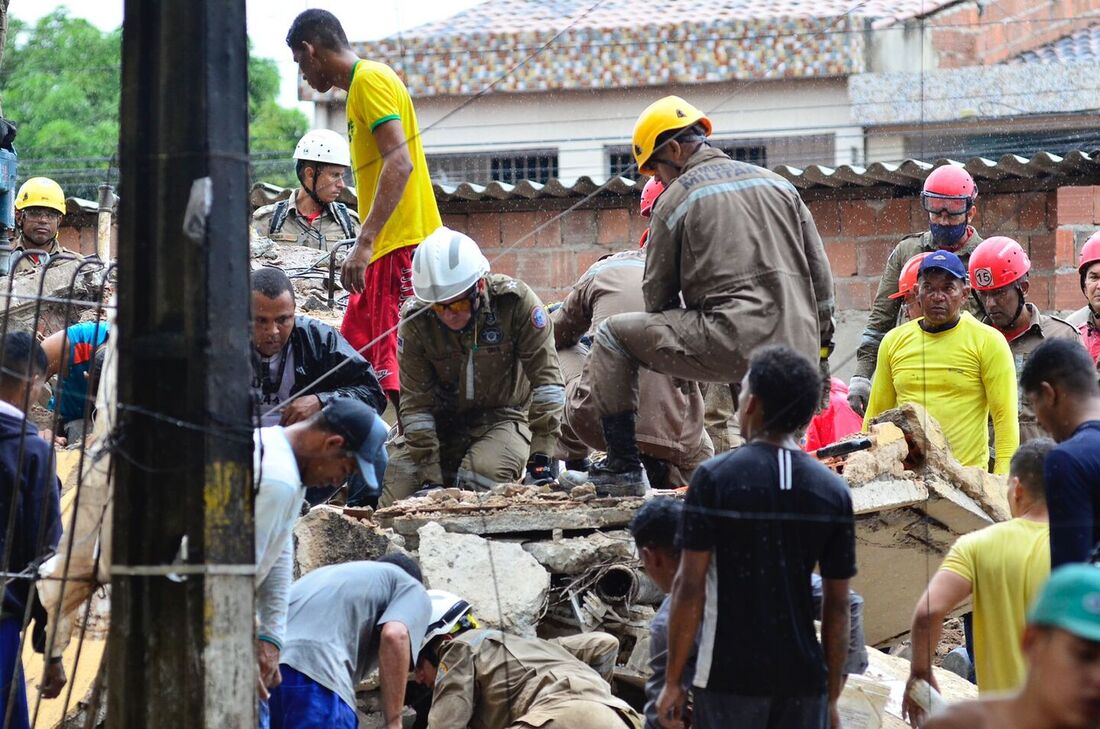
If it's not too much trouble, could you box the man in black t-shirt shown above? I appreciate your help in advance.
[657,345,857,729]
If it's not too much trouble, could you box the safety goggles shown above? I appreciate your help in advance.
[920,192,973,217]
[430,288,477,315]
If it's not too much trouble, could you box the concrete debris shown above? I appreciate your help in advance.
[375,487,641,549]
[838,403,1007,645]
[293,505,404,579]
[249,234,278,259]
[300,292,329,312]
[569,483,597,501]
[521,530,634,575]
[868,403,1010,520]
[861,644,977,724]
[417,522,550,637]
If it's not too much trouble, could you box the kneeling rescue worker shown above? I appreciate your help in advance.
[380,227,564,506]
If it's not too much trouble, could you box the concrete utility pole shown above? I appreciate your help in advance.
[108,2,254,726]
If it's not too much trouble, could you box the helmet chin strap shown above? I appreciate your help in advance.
[1004,286,1027,330]
[302,162,325,208]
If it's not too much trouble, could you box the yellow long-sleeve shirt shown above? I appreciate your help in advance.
[864,312,1019,474]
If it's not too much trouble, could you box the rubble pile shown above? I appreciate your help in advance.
[288,404,1000,725]
[842,403,1009,646]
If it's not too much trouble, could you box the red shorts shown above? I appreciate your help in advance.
[341,246,415,395]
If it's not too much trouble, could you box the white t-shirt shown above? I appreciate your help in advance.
[253,426,304,647]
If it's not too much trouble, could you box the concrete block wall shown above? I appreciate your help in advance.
[809,190,1068,314]
[440,206,651,304]
[439,187,1100,318]
[929,0,1100,68]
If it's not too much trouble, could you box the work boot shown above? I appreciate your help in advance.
[587,413,646,497]
[640,455,671,491]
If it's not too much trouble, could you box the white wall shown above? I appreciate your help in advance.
[313,78,862,182]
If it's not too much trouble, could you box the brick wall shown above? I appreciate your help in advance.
[930,0,1100,68]
[439,185,1100,314]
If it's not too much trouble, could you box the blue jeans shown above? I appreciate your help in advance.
[268,665,357,729]
[0,618,29,729]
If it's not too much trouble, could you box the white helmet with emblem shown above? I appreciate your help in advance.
[293,129,351,167]
[421,589,475,657]
[412,227,491,303]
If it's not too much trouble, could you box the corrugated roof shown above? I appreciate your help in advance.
[252,150,1100,208]
[430,150,1100,200]
[1012,23,1100,64]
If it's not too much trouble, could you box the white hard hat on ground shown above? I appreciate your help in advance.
[412,227,490,303]
[293,129,351,167]
[421,589,473,656]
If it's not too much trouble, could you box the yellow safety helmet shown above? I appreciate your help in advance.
[15,177,66,215]
[631,96,712,174]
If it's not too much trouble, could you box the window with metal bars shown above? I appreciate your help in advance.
[428,150,559,185]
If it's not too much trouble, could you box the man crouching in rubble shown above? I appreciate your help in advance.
[380,227,564,506]
[415,590,643,728]
[255,399,389,726]
[267,554,430,729]
[250,267,386,428]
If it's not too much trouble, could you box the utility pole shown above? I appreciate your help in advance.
[108,2,254,726]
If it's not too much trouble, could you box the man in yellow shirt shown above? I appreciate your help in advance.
[287,10,442,410]
[864,250,1019,473]
[901,439,1053,726]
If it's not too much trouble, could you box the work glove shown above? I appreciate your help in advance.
[848,376,871,417]
[818,358,832,413]
[525,453,556,486]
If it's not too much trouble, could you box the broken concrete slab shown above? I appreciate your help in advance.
[293,505,404,578]
[867,403,1009,521]
[521,530,635,575]
[418,522,550,637]
[376,490,643,549]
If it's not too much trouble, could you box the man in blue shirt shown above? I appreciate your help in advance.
[40,320,110,443]
[1020,337,1100,567]
[0,332,64,728]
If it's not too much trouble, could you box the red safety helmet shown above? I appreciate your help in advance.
[921,166,977,216]
[639,177,665,219]
[968,236,1030,291]
[889,252,931,299]
[1080,231,1100,289]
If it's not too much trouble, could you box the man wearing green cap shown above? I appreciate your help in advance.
[926,564,1100,729]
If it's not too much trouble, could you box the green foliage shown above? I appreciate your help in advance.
[0,8,308,197]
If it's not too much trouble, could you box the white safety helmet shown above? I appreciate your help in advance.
[412,227,490,304]
[421,589,473,656]
[293,129,351,168]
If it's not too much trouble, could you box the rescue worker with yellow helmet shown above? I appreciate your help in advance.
[379,226,564,506]
[9,177,75,274]
[583,96,835,494]
[251,129,359,251]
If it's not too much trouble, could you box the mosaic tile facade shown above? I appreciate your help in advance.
[299,0,960,101]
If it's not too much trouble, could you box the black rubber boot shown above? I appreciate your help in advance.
[640,455,671,491]
[588,412,646,497]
